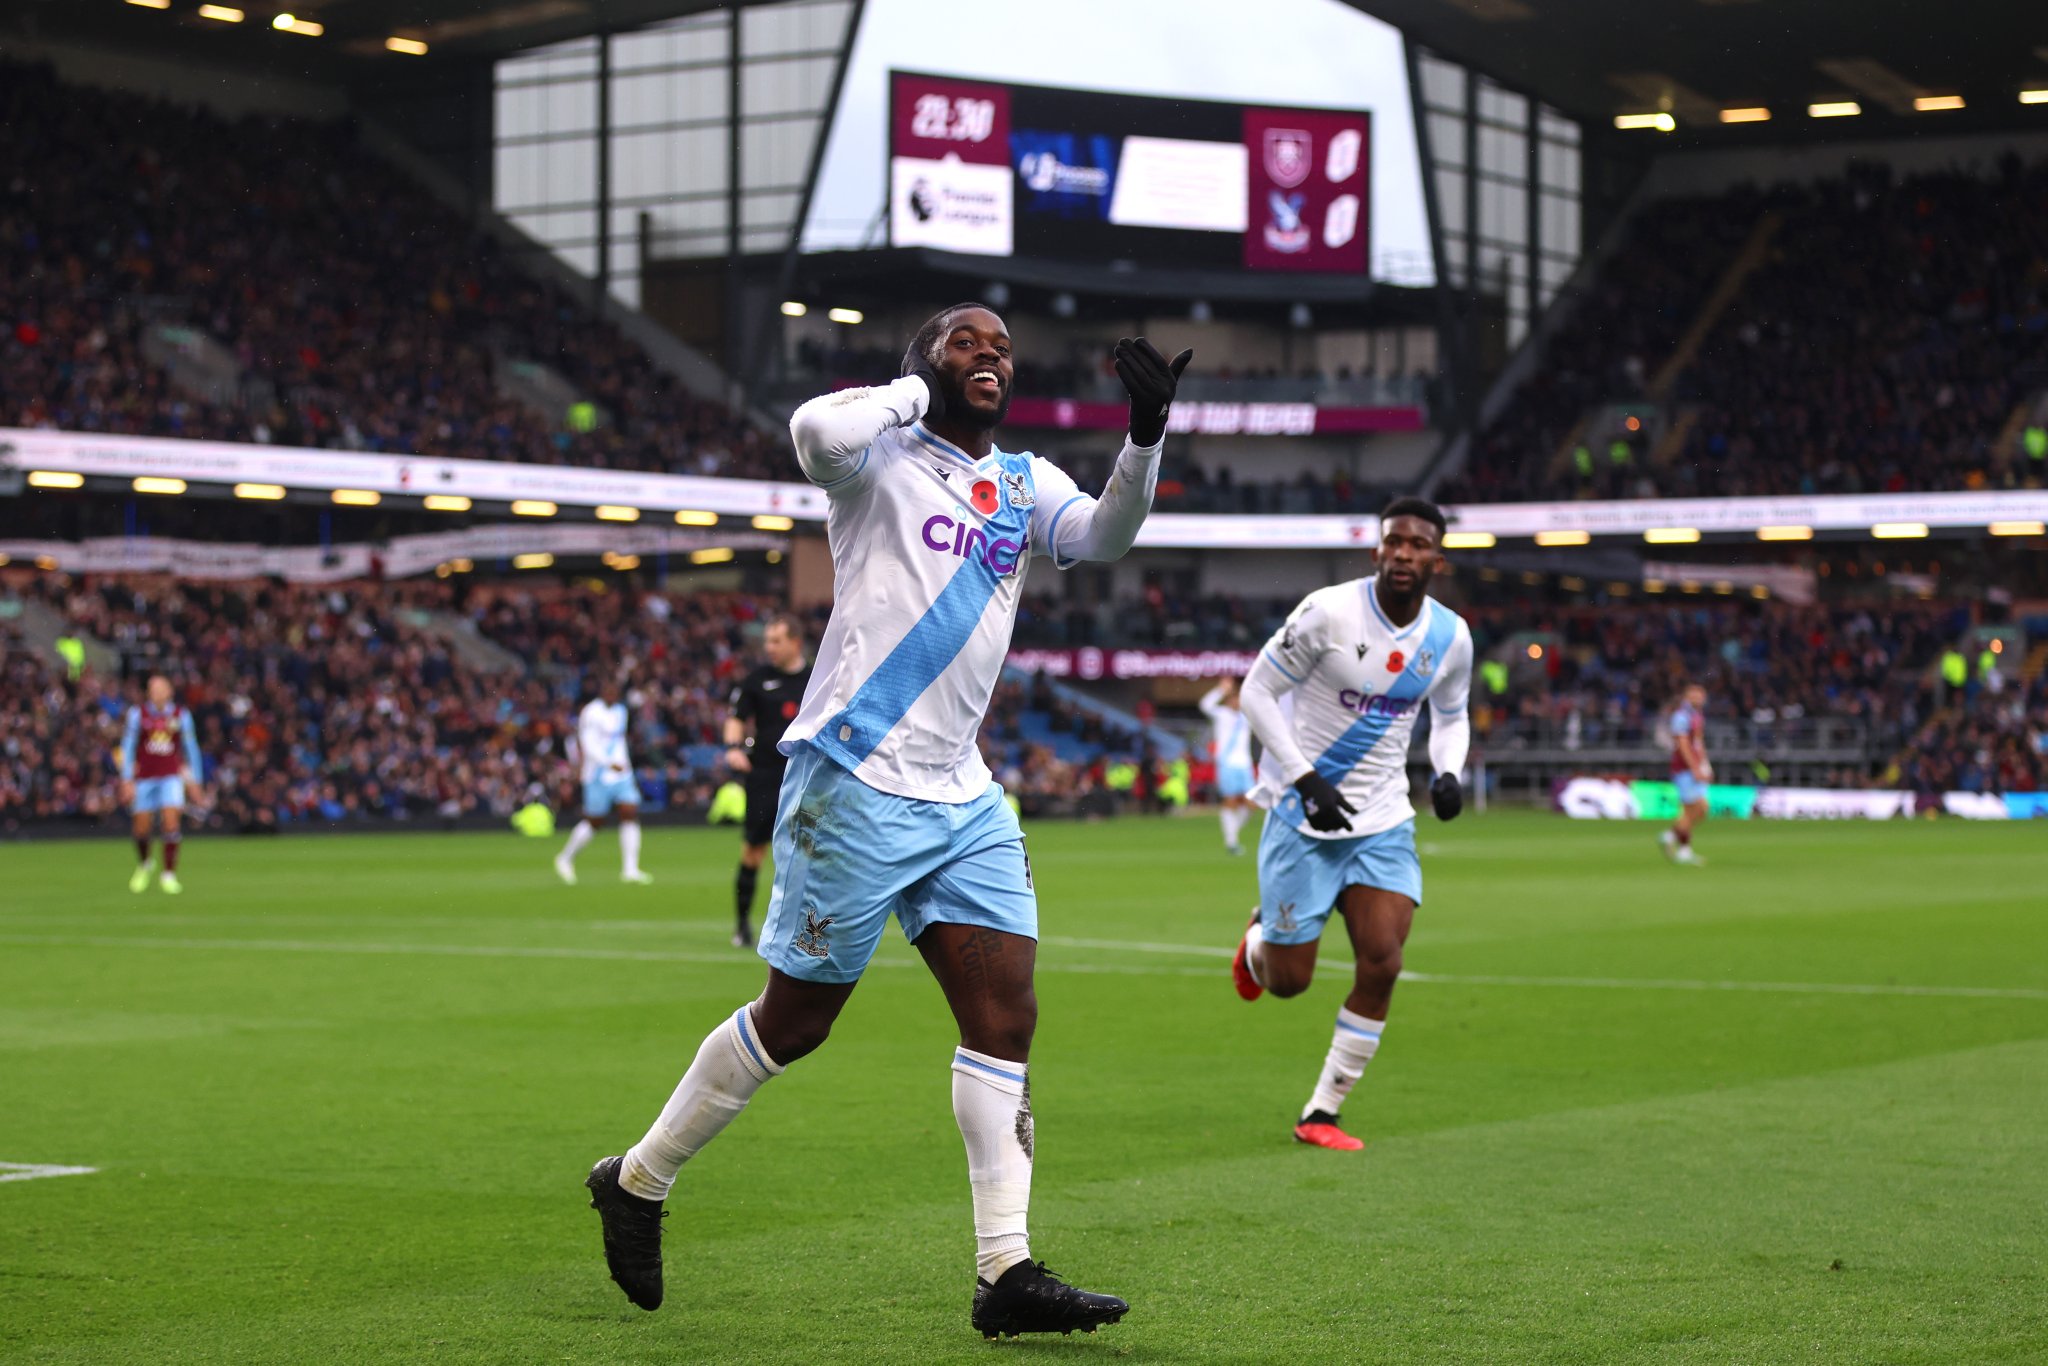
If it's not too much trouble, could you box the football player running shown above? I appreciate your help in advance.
[585,304,1190,1340]
[1229,497,1473,1152]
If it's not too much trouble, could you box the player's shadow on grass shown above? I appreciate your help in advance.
[991,1341,1178,1359]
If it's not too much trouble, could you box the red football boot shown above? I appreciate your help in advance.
[1230,908,1264,1001]
[1293,1110,1364,1151]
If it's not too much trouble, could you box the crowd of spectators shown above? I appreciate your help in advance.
[0,58,780,480]
[7,565,2040,835]
[0,571,1149,833]
[1888,660,2048,798]
[1015,583,2044,793]
[1467,598,1963,768]
[3,573,579,831]
[1448,155,2048,503]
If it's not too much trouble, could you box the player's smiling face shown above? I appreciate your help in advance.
[1375,515,1444,596]
[935,308,1013,431]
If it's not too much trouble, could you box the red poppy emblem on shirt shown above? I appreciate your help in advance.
[782,701,798,719]
[1386,650,1406,673]
[970,479,999,515]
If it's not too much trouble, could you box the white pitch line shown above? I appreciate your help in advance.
[2,932,2045,1002]
[1400,971,2048,1001]
[0,1161,98,1184]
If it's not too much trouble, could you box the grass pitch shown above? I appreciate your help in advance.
[3,811,2045,1363]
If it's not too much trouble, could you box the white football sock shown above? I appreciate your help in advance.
[1303,1007,1383,1120]
[559,819,595,865]
[620,1004,783,1201]
[619,820,642,875]
[1243,920,1268,988]
[951,1047,1033,1284]
[1219,805,1236,846]
[1229,806,1250,847]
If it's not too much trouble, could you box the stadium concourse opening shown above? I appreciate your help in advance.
[3,0,2047,1359]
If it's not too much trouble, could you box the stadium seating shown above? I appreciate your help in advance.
[0,58,778,480]
[0,572,1145,832]
[1446,157,2048,502]
[12,567,2033,836]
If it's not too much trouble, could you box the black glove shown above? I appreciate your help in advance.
[1114,337,1194,447]
[1293,771,1357,833]
[1431,773,1463,822]
[901,343,947,424]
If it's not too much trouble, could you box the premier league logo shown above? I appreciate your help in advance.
[1003,471,1035,509]
[1264,190,1310,254]
[1264,128,1312,189]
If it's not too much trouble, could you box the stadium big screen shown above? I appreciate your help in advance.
[889,70,1370,273]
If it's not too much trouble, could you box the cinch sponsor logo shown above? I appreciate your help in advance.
[1337,689,1414,718]
[922,514,1023,574]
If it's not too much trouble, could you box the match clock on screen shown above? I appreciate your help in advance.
[909,93,998,144]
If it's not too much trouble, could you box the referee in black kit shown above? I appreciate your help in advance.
[722,613,812,947]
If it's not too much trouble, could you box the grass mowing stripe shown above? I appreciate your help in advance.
[5,931,2046,1001]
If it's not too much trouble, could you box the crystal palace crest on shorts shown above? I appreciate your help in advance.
[794,906,835,959]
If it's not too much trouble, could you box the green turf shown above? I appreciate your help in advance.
[3,811,2044,1363]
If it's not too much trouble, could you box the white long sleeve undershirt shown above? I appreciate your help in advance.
[786,375,1160,565]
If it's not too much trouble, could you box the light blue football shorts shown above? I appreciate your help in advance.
[1255,811,1422,945]
[132,776,186,814]
[1216,762,1254,799]
[1673,771,1708,806]
[582,772,644,817]
[759,745,1037,984]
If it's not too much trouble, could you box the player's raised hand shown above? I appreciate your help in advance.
[1114,337,1194,447]
[1293,771,1357,833]
[1431,772,1463,822]
[901,339,948,424]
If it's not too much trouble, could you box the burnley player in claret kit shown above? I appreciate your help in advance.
[120,674,206,895]
[1229,497,1473,1151]
[584,304,1191,1340]
[723,614,812,948]
[1660,682,1711,866]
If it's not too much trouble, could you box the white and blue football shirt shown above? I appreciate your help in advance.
[784,376,1151,802]
[1200,685,1255,773]
[578,698,633,785]
[1248,577,1473,838]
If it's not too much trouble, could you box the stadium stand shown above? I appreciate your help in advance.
[0,57,778,479]
[1444,157,2048,503]
[0,572,1155,833]
[8,567,2039,838]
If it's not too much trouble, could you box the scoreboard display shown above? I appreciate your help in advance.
[888,71,1370,274]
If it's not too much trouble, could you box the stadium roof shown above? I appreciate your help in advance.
[1345,0,2048,142]
[0,0,733,73]
[14,0,2044,144]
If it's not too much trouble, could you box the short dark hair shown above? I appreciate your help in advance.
[1380,496,1447,537]
[901,302,997,376]
[766,613,804,641]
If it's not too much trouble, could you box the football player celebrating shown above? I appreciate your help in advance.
[1229,497,1473,1151]
[585,305,1190,1339]
[723,614,812,948]
[119,674,205,895]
